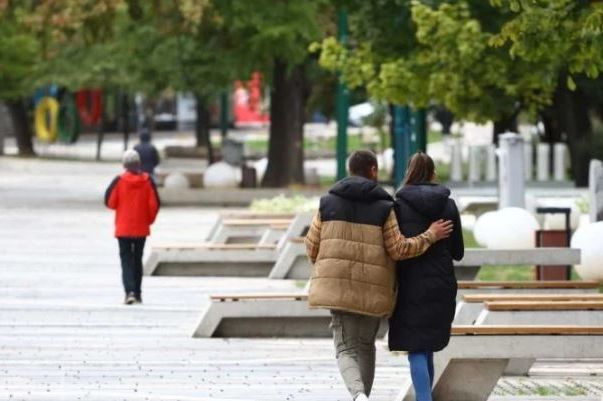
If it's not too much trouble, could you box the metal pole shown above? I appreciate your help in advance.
[335,9,349,180]
[220,91,229,139]
[411,108,427,152]
[392,105,411,187]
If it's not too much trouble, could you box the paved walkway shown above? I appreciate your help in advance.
[0,156,602,401]
[0,157,409,401]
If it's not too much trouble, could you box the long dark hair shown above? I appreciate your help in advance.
[403,152,435,185]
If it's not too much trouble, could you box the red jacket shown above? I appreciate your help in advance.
[104,171,160,237]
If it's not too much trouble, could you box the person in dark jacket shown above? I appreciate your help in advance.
[105,150,160,305]
[389,152,464,401]
[133,128,160,178]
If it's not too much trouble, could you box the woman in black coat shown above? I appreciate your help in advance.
[389,152,464,401]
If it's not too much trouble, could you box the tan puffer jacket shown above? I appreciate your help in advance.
[306,176,397,317]
[308,219,396,317]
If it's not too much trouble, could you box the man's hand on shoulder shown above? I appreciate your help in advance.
[428,219,453,241]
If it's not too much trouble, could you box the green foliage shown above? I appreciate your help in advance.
[0,20,39,100]
[316,0,603,125]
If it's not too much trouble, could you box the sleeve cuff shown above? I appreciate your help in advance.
[426,229,437,244]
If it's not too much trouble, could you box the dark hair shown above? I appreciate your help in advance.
[348,150,378,178]
[404,152,435,185]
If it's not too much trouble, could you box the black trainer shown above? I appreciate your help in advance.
[135,294,142,304]
[124,292,137,305]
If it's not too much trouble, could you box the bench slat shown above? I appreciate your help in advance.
[218,212,297,219]
[210,293,308,302]
[463,294,603,303]
[452,325,603,335]
[458,280,598,289]
[153,243,277,250]
[485,301,603,311]
[222,219,293,227]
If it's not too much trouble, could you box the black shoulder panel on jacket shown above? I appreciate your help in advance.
[104,176,120,206]
[319,194,392,226]
[149,176,161,209]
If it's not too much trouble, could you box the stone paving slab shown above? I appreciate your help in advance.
[0,156,602,401]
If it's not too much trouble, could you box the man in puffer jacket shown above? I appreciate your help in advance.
[304,150,452,401]
[105,150,160,305]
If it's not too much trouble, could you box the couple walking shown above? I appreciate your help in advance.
[305,150,464,401]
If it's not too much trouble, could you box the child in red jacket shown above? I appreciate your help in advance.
[105,150,160,304]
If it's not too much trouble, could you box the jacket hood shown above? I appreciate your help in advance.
[329,176,392,202]
[396,182,450,218]
[121,171,149,187]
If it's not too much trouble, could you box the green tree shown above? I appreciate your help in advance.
[316,0,603,184]
[216,0,329,187]
[490,0,603,184]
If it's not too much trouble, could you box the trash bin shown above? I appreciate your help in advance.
[535,207,572,280]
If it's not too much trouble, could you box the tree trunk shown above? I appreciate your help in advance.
[492,114,518,146]
[262,60,306,187]
[540,108,563,174]
[6,98,35,156]
[121,92,130,151]
[195,93,214,164]
[553,79,592,187]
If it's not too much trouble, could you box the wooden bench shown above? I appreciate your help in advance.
[475,300,603,325]
[194,291,390,338]
[194,279,599,339]
[205,211,296,244]
[455,293,603,325]
[143,213,312,276]
[212,218,293,245]
[397,325,603,401]
[193,293,334,338]
[455,292,603,376]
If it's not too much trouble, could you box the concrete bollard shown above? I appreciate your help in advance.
[450,140,463,182]
[498,132,525,208]
[536,143,550,181]
[485,145,497,181]
[554,143,568,181]
[524,142,533,181]
[468,146,482,183]
[588,159,603,222]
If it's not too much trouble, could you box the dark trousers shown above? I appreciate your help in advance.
[118,237,146,295]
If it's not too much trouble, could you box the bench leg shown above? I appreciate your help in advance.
[433,358,508,401]
[455,265,481,281]
[504,358,535,376]
[143,252,159,276]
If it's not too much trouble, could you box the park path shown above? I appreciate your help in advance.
[1,157,602,401]
[0,157,409,401]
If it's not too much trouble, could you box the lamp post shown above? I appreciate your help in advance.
[335,9,349,181]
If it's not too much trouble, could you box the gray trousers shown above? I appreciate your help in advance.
[330,310,381,399]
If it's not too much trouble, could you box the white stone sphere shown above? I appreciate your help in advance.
[484,207,540,249]
[472,211,498,247]
[203,161,240,188]
[164,172,190,189]
[571,222,603,282]
[460,213,476,232]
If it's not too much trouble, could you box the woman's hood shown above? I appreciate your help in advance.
[396,183,451,218]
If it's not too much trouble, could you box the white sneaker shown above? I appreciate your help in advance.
[355,394,369,401]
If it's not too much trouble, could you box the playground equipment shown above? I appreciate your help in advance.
[34,97,59,142]
[75,89,103,126]
[57,93,80,144]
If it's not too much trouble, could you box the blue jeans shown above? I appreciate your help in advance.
[408,352,434,401]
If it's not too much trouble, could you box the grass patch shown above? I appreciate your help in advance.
[463,229,534,281]
[243,130,443,154]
